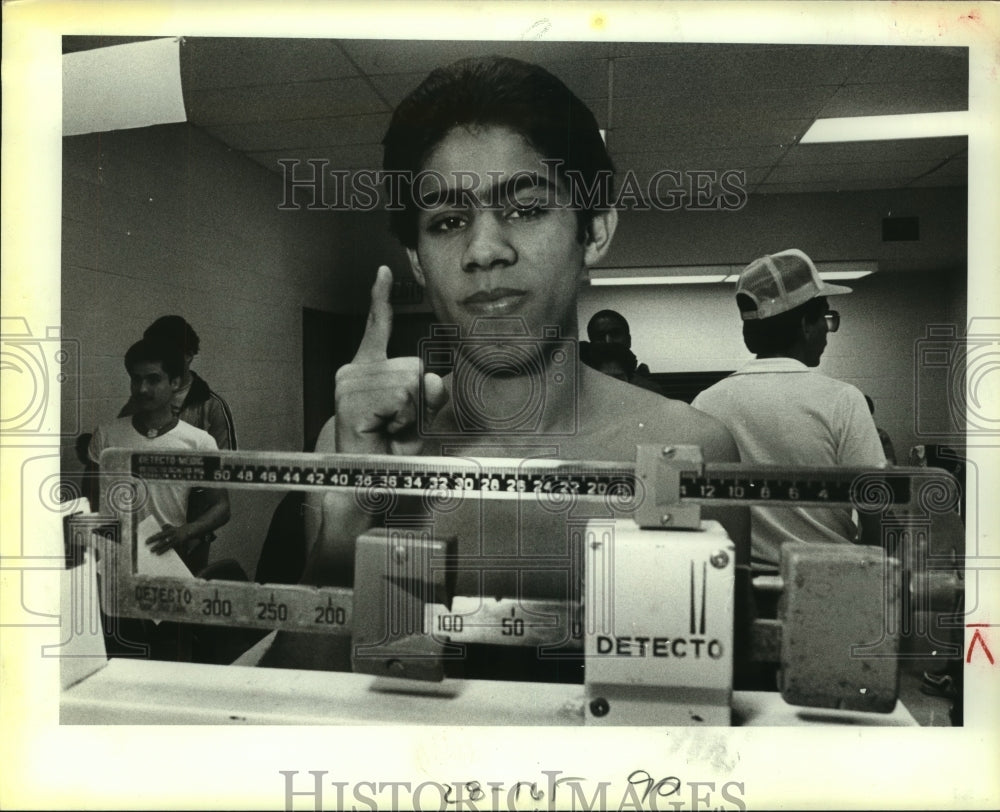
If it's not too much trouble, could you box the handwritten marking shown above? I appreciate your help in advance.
[521,18,551,41]
[966,624,995,664]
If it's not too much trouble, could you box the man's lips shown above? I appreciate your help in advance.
[461,288,528,314]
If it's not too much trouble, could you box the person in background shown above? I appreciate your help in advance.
[92,337,231,574]
[692,248,886,573]
[579,339,664,395]
[586,309,661,386]
[119,315,237,451]
[865,395,898,465]
[117,316,236,558]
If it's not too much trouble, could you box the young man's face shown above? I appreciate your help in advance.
[406,125,616,339]
[589,315,631,348]
[128,360,179,414]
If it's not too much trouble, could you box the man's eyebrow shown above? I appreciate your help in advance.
[415,172,559,210]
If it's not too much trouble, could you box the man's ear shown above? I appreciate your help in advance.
[582,207,618,268]
[406,248,426,288]
[169,375,182,393]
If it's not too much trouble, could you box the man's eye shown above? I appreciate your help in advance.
[507,201,543,220]
[427,214,466,233]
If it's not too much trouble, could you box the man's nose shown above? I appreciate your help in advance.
[461,213,516,272]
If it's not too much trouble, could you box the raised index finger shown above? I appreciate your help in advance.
[354,265,394,362]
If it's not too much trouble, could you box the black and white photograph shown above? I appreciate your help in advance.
[2,1,999,809]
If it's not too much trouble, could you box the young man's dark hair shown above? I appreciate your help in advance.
[381,55,615,249]
[124,337,185,381]
[586,309,631,344]
[740,295,828,356]
[119,317,237,451]
[144,315,200,357]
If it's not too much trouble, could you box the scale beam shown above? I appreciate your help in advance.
[122,446,948,531]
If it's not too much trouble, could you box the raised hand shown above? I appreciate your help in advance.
[334,265,447,456]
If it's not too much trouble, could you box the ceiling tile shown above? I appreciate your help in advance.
[181,37,359,90]
[149,38,973,195]
[908,157,968,186]
[766,160,962,184]
[611,118,810,152]
[754,173,966,194]
[612,45,868,97]
[186,78,388,126]
[781,137,967,166]
[613,87,838,131]
[205,112,390,152]
[752,179,907,194]
[613,146,789,169]
[609,42,766,59]
[819,80,968,117]
[618,154,770,184]
[248,143,384,174]
[338,39,609,75]
[846,46,968,84]
[63,35,163,53]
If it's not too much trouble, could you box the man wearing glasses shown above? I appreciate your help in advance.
[692,248,886,573]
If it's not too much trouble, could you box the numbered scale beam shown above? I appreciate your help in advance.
[119,447,929,511]
[90,447,955,647]
[119,572,575,648]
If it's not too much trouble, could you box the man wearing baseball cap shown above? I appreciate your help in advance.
[692,248,886,573]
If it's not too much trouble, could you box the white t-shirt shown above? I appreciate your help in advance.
[692,357,886,569]
[88,417,218,530]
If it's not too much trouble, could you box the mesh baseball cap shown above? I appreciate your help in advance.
[735,248,852,321]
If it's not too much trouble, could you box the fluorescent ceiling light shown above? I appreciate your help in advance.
[721,270,873,283]
[800,111,968,144]
[818,270,874,281]
[589,275,727,286]
[592,261,877,287]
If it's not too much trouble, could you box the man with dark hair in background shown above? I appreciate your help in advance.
[262,55,752,683]
[90,337,231,573]
[692,248,886,573]
[116,315,237,562]
[586,309,663,394]
[119,315,237,451]
[586,309,652,374]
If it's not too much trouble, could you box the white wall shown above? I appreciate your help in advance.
[61,123,371,575]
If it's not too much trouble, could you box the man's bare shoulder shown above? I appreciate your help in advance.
[644,395,739,462]
[581,372,740,463]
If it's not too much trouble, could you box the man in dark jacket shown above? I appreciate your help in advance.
[118,316,237,450]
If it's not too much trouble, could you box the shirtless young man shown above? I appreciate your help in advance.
[266,56,748,681]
